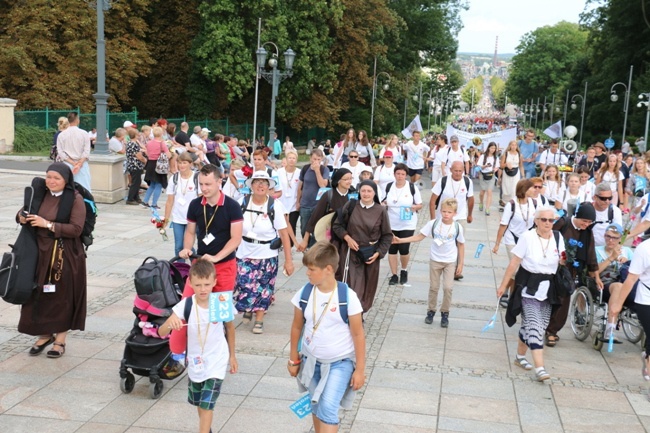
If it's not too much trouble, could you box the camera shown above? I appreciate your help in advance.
[20,210,29,218]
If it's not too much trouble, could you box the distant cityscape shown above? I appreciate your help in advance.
[457,37,513,80]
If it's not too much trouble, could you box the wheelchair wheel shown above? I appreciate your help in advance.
[621,309,644,344]
[570,286,593,341]
[593,331,604,351]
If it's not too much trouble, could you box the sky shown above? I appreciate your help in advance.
[458,0,589,54]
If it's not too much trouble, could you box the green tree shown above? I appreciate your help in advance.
[461,77,483,109]
[506,21,588,107]
[491,76,505,108]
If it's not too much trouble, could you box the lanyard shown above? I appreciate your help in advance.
[312,287,336,336]
[203,202,219,232]
[195,301,211,355]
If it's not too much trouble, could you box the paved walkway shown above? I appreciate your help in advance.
[0,169,649,433]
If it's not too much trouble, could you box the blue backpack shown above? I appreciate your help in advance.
[298,281,350,324]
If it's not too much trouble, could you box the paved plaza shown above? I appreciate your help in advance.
[0,166,649,432]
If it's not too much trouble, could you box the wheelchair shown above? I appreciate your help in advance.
[569,278,644,351]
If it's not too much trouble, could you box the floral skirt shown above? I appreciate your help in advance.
[234,257,278,313]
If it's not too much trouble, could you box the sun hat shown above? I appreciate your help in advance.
[245,170,277,188]
[123,121,137,129]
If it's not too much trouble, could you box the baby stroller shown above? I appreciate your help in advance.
[119,256,191,399]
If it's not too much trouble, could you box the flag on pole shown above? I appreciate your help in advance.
[543,120,562,139]
[401,115,424,139]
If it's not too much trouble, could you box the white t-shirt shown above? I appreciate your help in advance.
[374,164,396,192]
[511,229,565,301]
[237,197,288,259]
[445,147,470,166]
[419,219,465,263]
[383,182,422,230]
[430,145,448,168]
[277,167,301,213]
[601,170,625,191]
[592,205,623,247]
[543,180,565,203]
[108,137,124,153]
[431,175,474,220]
[631,240,650,305]
[579,181,596,199]
[538,150,568,166]
[379,145,403,163]
[167,172,202,224]
[561,190,592,213]
[499,198,536,245]
[478,154,500,174]
[341,162,367,188]
[172,296,229,382]
[290,284,363,360]
[404,141,430,170]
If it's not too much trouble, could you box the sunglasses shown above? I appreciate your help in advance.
[604,234,621,241]
[596,195,613,201]
[349,155,359,158]
[536,217,554,223]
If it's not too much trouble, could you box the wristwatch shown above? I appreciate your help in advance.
[46,222,53,230]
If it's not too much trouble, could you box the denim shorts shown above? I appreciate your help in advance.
[310,358,354,425]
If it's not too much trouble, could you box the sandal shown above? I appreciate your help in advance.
[536,368,550,382]
[546,334,559,347]
[514,357,533,371]
[252,321,264,334]
[642,352,650,381]
[46,342,66,358]
[242,311,253,324]
[29,335,55,356]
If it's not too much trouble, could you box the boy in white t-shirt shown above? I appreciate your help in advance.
[394,198,465,328]
[160,260,238,433]
[289,242,366,431]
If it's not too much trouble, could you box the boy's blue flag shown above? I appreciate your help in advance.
[290,393,312,419]
[209,292,234,323]
[481,302,500,333]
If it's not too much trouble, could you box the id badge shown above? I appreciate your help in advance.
[190,355,205,373]
[304,335,314,347]
[177,196,187,206]
[246,231,258,239]
[43,284,56,293]
[203,233,215,245]
[434,238,444,246]
[348,192,359,200]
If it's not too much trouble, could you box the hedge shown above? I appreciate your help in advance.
[13,125,55,153]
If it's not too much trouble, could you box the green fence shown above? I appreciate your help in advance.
[15,108,329,148]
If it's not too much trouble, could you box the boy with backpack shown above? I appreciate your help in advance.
[288,241,366,432]
[160,259,238,433]
[393,198,465,328]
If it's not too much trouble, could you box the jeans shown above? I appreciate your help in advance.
[127,169,142,201]
[523,163,536,179]
[143,181,163,206]
[310,358,355,425]
[299,206,315,247]
[171,222,193,257]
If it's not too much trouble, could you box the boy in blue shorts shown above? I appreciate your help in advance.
[288,241,366,433]
[160,259,238,433]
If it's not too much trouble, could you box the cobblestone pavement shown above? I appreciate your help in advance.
[0,168,649,432]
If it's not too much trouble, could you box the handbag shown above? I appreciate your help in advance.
[155,142,169,174]
[504,166,518,177]
[356,244,377,263]
[481,172,494,181]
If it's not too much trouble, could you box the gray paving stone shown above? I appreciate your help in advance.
[557,406,645,432]
[442,374,515,400]
[437,416,521,433]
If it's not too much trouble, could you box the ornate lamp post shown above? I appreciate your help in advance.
[570,82,588,146]
[638,92,650,152]
[93,0,111,155]
[370,56,390,136]
[610,65,634,148]
[256,43,295,146]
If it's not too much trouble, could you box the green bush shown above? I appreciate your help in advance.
[13,125,55,153]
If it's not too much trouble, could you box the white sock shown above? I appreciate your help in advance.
[534,366,544,374]
[516,354,526,360]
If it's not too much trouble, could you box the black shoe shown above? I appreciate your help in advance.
[400,270,408,285]
[389,274,399,285]
[29,336,55,356]
[125,200,139,205]
[425,310,435,325]
[441,312,449,328]
[454,274,463,281]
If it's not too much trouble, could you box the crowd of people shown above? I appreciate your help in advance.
[24,115,650,432]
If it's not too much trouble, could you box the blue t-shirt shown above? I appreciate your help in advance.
[519,140,538,165]
[299,165,331,209]
[186,193,244,261]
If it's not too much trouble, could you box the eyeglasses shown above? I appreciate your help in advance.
[536,217,554,223]
[596,195,613,201]
[533,186,543,189]
[604,234,621,241]
[349,155,359,158]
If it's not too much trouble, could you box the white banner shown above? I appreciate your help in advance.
[543,120,562,139]
[401,115,424,139]
[445,125,518,151]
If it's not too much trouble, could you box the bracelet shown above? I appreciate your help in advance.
[288,359,301,366]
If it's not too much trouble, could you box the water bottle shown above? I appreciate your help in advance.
[474,243,485,258]
[608,333,614,353]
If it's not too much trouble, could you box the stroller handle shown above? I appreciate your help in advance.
[170,254,201,263]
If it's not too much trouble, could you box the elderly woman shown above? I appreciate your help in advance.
[18,163,87,358]
[381,163,423,286]
[497,207,566,382]
[332,180,393,313]
[234,171,294,334]
[493,179,536,307]
[277,149,301,242]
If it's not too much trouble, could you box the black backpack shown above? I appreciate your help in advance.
[240,194,276,223]
[133,257,184,316]
[435,175,471,208]
[385,181,416,199]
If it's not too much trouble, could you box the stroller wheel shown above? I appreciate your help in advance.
[149,379,164,399]
[120,372,135,394]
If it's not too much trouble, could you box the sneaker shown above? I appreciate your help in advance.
[151,205,161,210]
[441,312,449,328]
[140,202,150,209]
[479,204,484,211]
[125,200,139,205]
[425,310,435,325]
[399,270,408,285]
[485,210,491,216]
[499,294,509,308]
[389,274,399,285]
